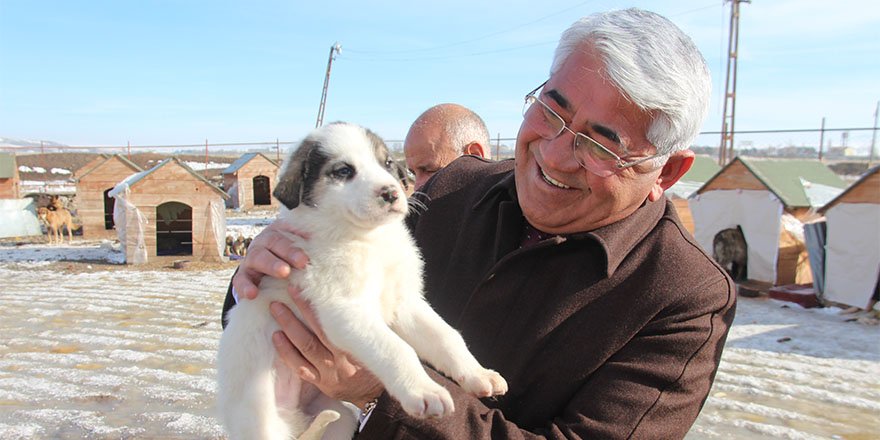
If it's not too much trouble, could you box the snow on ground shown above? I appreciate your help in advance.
[0,210,877,439]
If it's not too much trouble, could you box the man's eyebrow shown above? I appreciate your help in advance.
[546,88,622,146]
[545,89,571,111]
[590,124,620,145]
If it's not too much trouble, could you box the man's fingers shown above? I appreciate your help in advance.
[272,331,317,381]
[270,301,333,368]
[287,286,330,344]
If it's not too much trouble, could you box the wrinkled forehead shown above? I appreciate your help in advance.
[313,124,389,166]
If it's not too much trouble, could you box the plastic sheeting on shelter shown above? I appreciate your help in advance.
[109,181,148,264]
[804,220,827,296]
[689,190,784,283]
[208,200,227,259]
[823,203,880,308]
[0,199,43,238]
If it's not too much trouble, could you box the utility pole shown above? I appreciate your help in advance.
[316,42,342,128]
[870,101,878,167]
[818,117,825,162]
[718,0,750,166]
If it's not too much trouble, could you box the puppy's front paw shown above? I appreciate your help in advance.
[396,380,454,418]
[458,368,508,398]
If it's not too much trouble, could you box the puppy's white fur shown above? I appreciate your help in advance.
[217,123,507,440]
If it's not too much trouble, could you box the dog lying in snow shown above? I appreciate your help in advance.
[217,122,507,440]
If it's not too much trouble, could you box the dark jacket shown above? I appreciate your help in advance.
[357,157,736,439]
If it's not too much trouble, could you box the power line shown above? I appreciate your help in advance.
[344,0,597,56]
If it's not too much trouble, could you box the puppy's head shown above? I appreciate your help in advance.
[274,122,408,229]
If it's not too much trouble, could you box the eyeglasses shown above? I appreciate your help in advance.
[522,80,663,177]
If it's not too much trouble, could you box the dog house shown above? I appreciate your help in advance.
[75,154,143,239]
[665,155,721,234]
[689,157,847,285]
[816,165,880,308]
[109,157,229,264]
[0,152,20,199]
[222,153,279,210]
[72,153,111,179]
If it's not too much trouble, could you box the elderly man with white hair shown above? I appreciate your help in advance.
[225,8,736,439]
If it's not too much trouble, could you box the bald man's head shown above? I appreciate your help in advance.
[404,103,490,189]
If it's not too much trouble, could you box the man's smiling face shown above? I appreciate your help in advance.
[514,43,665,234]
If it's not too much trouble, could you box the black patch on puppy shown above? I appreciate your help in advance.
[364,128,410,190]
[273,140,330,209]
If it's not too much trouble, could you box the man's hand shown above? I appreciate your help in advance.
[232,221,310,300]
[270,286,385,408]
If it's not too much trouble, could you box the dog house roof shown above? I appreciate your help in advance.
[116,157,229,199]
[76,154,143,181]
[819,164,880,213]
[0,153,16,179]
[222,152,279,175]
[694,157,847,208]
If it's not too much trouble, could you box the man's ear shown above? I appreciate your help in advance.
[647,149,694,202]
[463,142,487,159]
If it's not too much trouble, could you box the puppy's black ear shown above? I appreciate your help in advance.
[273,140,328,209]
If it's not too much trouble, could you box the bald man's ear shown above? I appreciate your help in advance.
[463,142,488,159]
[647,149,694,202]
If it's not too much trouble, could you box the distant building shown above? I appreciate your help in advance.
[826,147,857,158]
[0,152,20,199]
[222,153,279,211]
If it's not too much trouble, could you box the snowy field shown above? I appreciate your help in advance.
[0,218,878,439]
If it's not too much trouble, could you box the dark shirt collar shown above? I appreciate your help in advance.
[474,171,667,277]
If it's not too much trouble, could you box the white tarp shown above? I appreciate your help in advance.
[823,203,880,308]
[689,190,784,283]
[109,181,148,264]
[0,199,43,238]
[208,199,227,259]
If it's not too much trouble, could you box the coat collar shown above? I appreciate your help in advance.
[474,171,667,278]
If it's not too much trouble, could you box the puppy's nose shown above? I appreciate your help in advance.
[379,186,399,204]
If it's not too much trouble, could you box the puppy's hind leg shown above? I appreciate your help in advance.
[392,299,508,398]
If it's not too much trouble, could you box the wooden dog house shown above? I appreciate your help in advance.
[666,155,721,234]
[109,157,229,264]
[689,157,847,285]
[75,154,143,238]
[222,153,279,210]
[817,165,880,308]
[0,152,20,199]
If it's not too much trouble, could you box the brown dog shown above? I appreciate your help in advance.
[37,206,77,244]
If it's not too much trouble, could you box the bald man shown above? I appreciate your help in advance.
[404,103,491,189]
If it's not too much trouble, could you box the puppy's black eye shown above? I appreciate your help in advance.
[331,164,356,180]
[384,158,395,170]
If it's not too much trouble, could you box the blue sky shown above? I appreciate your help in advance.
[1,0,878,152]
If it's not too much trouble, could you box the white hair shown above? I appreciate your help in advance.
[550,8,711,158]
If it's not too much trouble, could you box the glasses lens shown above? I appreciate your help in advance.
[573,135,618,177]
[524,96,564,140]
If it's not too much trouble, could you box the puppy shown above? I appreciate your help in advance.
[217,123,507,440]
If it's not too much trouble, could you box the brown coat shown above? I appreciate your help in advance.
[359,157,736,439]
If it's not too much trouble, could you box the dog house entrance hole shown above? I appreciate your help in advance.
[103,188,115,229]
[253,175,271,205]
[713,226,748,282]
[156,201,193,256]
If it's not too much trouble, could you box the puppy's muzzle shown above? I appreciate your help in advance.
[379,186,399,205]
